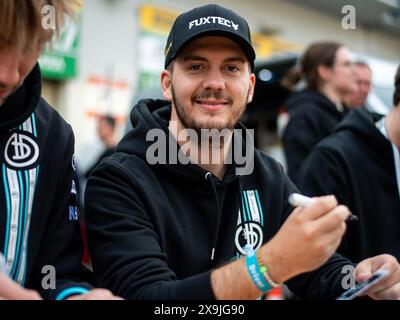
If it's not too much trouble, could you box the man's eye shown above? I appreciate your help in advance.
[227,65,239,72]
[188,64,202,71]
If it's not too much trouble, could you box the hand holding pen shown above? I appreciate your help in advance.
[261,194,355,282]
[289,193,358,222]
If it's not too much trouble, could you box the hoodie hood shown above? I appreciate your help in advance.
[0,64,41,132]
[328,108,391,158]
[117,99,253,187]
[285,89,344,117]
[335,108,383,135]
[117,98,171,159]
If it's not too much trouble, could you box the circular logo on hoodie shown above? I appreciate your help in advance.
[235,222,263,255]
[4,132,39,169]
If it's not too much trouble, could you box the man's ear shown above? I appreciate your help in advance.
[247,73,256,104]
[161,69,173,101]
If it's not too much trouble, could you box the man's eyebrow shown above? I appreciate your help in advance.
[182,55,208,62]
[224,57,246,64]
[182,56,246,63]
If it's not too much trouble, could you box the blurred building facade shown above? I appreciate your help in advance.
[38,0,400,169]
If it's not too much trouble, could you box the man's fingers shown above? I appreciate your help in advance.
[371,282,400,300]
[322,225,348,257]
[366,258,400,293]
[300,195,338,221]
[355,258,373,282]
[356,255,400,299]
[314,205,349,233]
[300,205,348,251]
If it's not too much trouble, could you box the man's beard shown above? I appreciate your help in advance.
[171,84,250,143]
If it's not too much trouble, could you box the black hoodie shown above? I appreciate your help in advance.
[85,99,353,300]
[298,108,400,263]
[283,89,347,184]
[0,64,92,299]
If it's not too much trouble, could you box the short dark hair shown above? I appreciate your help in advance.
[394,65,400,106]
[100,115,116,130]
[354,61,371,71]
[166,60,174,73]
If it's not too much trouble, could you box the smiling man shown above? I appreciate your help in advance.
[168,36,252,132]
[85,4,400,300]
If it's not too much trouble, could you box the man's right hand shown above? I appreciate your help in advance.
[0,273,42,300]
[260,195,350,283]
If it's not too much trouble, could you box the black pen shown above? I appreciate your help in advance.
[288,193,358,221]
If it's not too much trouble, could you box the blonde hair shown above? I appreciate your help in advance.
[0,0,76,51]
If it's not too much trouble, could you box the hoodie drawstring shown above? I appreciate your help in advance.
[205,172,223,261]
[237,175,248,248]
[205,172,245,261]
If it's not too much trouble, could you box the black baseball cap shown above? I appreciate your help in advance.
[164,4,256,71]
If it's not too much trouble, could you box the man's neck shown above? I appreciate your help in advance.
[196,139,232,180]
[198,159,226,181]
[385,107,400,149]
[168,116,232,181]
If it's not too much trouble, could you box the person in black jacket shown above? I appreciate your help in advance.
[282,42,356,184]
[84,115,117,179]
[298,66,400,265]
[85,4,400,300]
[0,0,119,300]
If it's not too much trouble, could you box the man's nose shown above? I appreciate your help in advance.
[202,69,226,91]
[0,51,20,88]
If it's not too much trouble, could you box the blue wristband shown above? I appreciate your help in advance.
[245,246,273,293]
[55,287,90,300]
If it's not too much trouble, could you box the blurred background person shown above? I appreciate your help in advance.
[276,66,304,139]
[84,115,117,179]
[298,65,400,264]
[344,61,372,109]
[282,41,356,184]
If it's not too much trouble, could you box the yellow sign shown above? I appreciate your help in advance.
[252,32,302,59]
[139,5,178,35]
[138,5,301,59]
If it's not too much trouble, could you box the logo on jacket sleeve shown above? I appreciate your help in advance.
[4,132,39,169]
[68,206,78,221]
[68,180,79,221]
